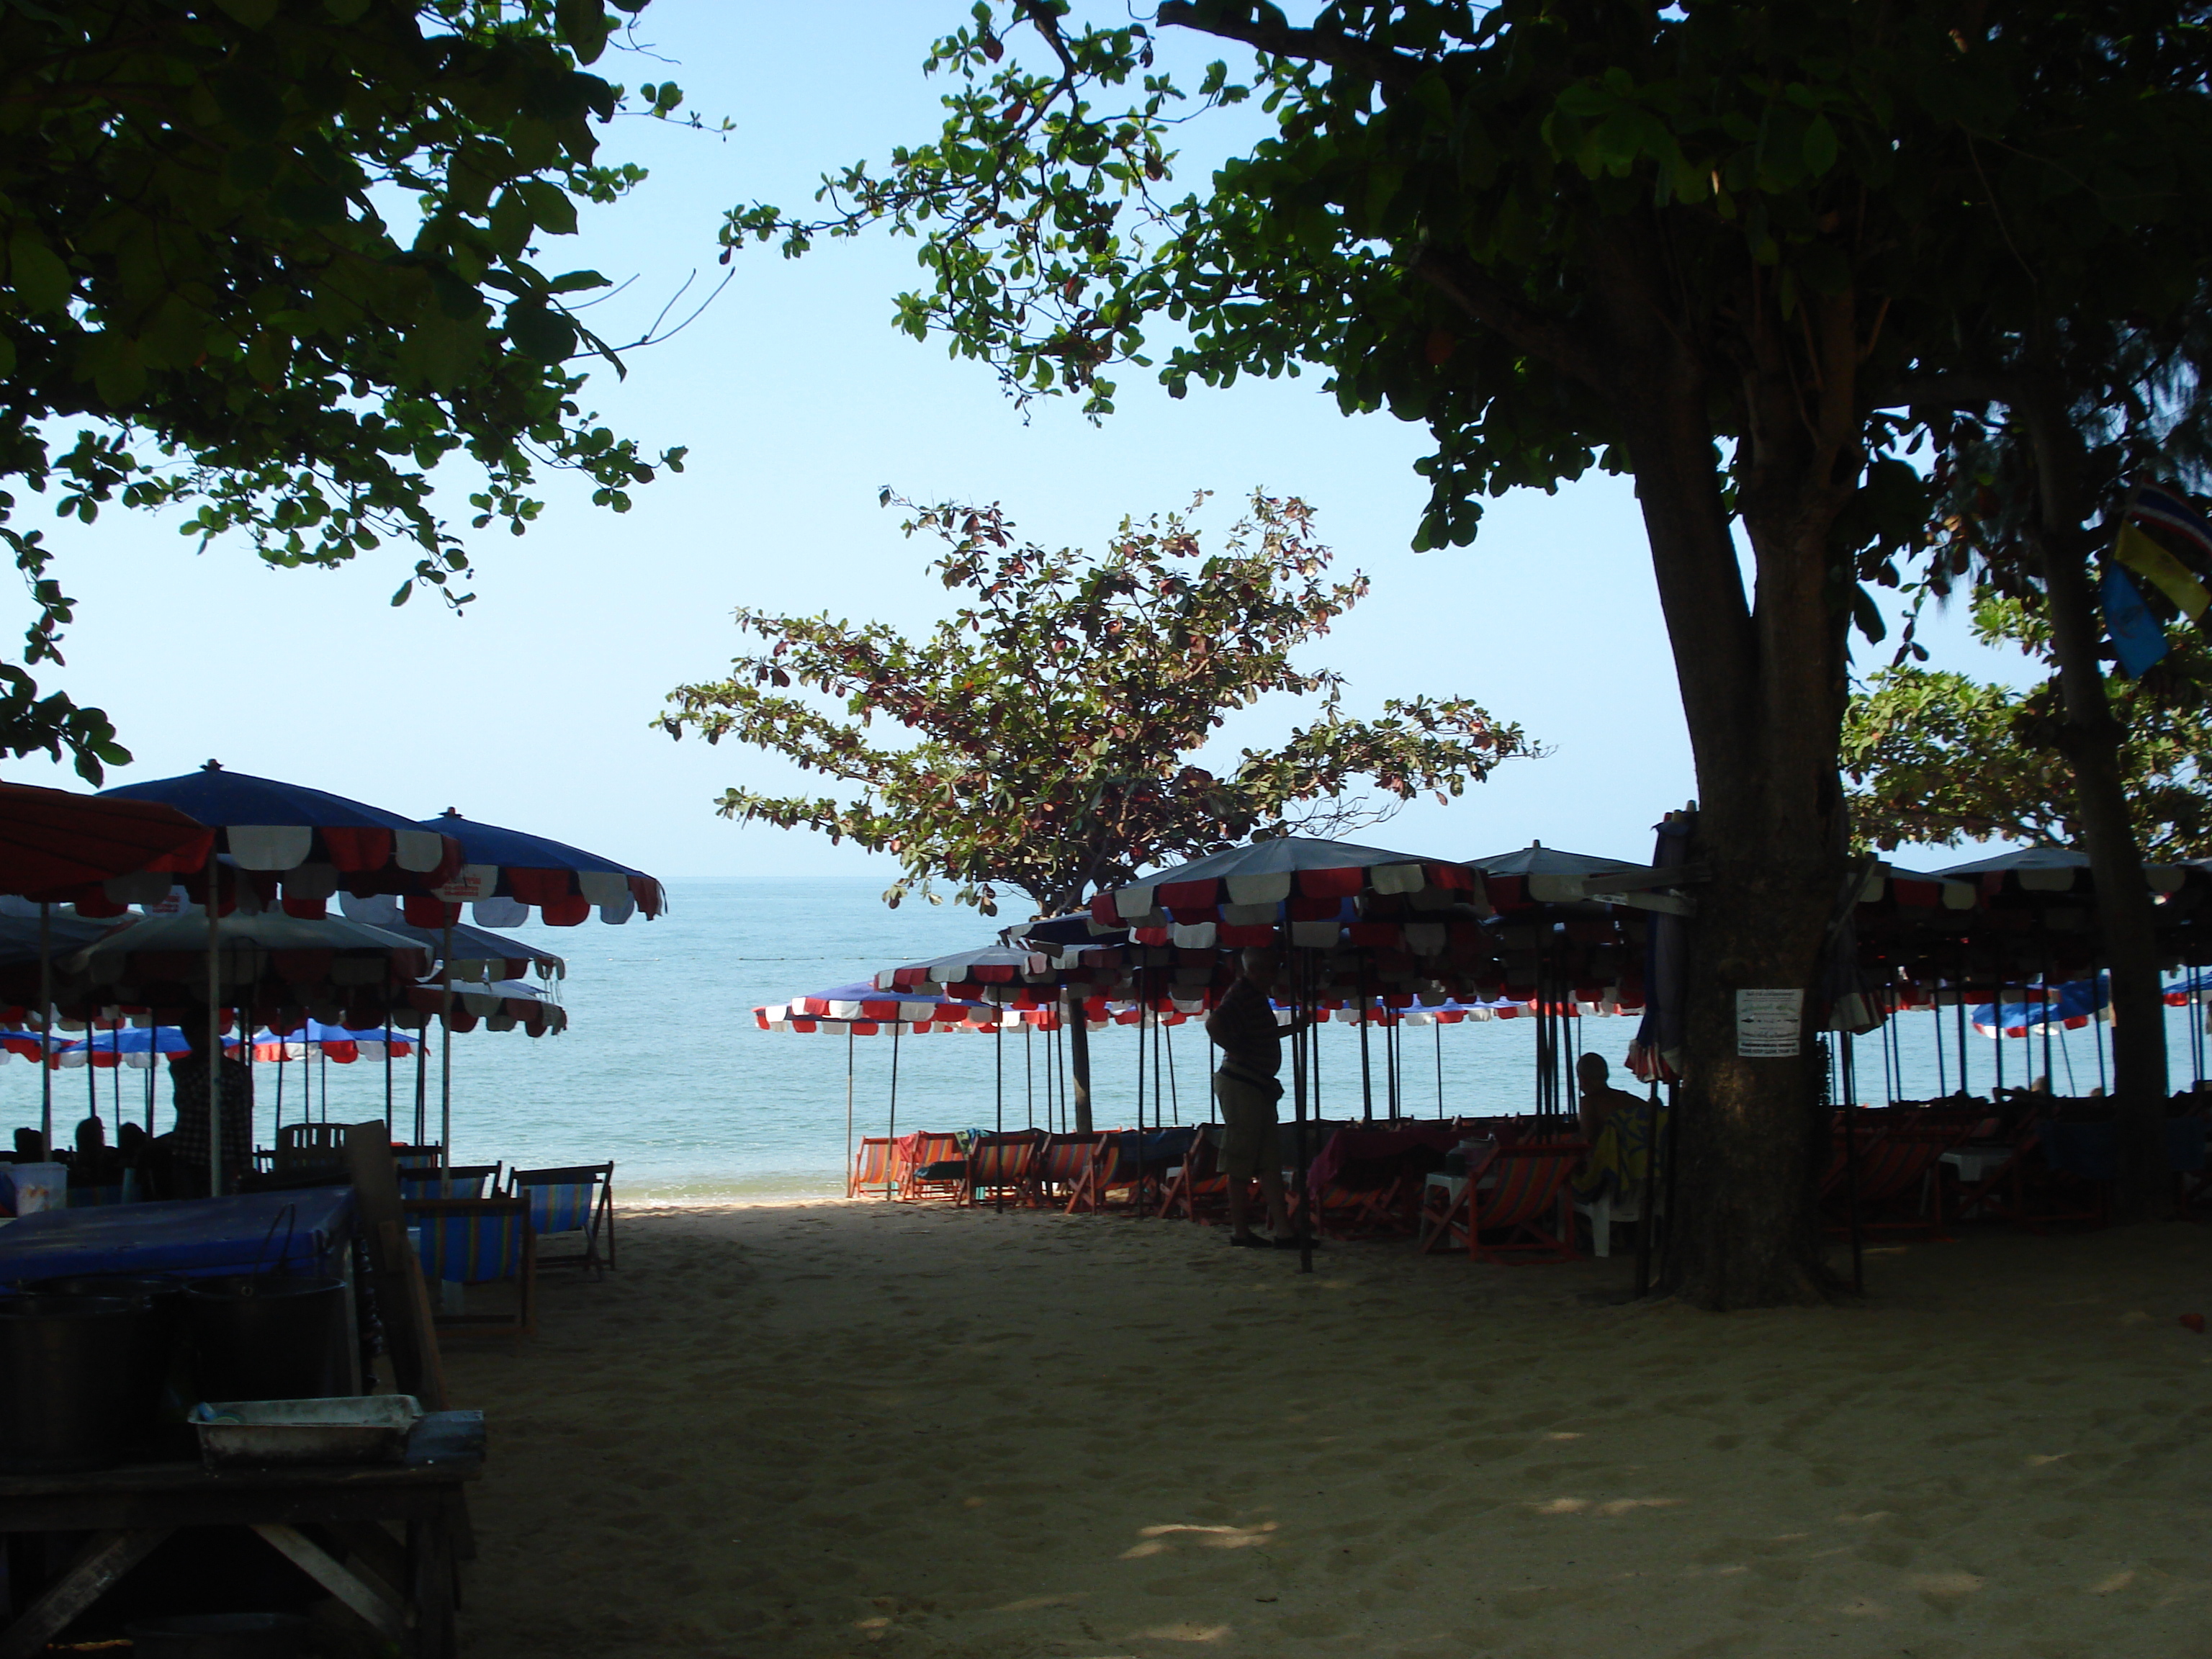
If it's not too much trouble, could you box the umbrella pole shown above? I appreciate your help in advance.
[2095,979,2108,1092]
[844,1026,855,1197]
[1026,1021,1035,1133]
[886,1023,900,1201]
[1933,984,1948,1097]
[1294,948,1312,1275]
[1132,986,1146,1220]
[204,851,223,1197]
[1357,976,1374,1125]
[145,1035,154,1133]
[1164,1015,1177,1126]
[994,1020,1004,1213]
[385,1019,394,1132]
[413,1024,427,1147]
[440,920,454,1187]
[37,902,52,1158]
[1842,1032,1864,1295]
[274,1023,284,1137]
[1435,1019,1444,1118]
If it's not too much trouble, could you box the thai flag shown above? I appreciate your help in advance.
[2131,483,2212,568]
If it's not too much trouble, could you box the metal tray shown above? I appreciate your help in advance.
[192,1395,423,1469]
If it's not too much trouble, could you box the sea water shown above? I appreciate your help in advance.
[18,878,2199,1203]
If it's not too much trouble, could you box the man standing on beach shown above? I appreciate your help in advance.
[1205,948,1313,1249]
[168,1022,253,1197]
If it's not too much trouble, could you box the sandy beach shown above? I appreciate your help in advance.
[445,1205,2212,1658]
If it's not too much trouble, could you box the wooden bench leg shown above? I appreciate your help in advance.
[253,1523,410,1649]
[0,1528,170,1659]
[408,1509,457,1659]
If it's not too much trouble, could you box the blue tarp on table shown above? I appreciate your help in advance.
[0,1188,354,1283]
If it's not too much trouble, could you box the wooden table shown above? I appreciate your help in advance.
[0,1411,482,1659]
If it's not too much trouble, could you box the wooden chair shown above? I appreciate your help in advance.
[961,1130,1045,1207]
[1037,1133,1107,1207]
[1419,1141,1587,1262]
[508,1161,616,1276]
[848,1136,897,1198]
[392,1145,444,1172]
[273,1121,351,1176]
[898,1132,968,1200]
[403,1195,536,1337]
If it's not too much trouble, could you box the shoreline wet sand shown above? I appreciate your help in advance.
[448,1204,2212,1658]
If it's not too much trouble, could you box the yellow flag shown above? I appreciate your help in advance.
[2116,522,2211,619]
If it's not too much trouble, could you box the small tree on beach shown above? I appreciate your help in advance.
[662,490,1533,1130]
[663,490,1529,915]
[0,0,697,778]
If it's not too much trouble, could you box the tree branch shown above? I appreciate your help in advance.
[1412,251,1609,387]
[1156,3,1425,92]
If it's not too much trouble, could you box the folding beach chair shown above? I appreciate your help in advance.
[1037,1133,1107,1206]
[848,1136,896,1199]
[899,1132,968,1200]
[1419,1141,1587,1262]
[392,1145,444,1172]
[400,1161,502,1202]
[1064,1130,1144,1214]
[1821,1115,1969,1237]
[508,1161,616,1276]
[1158,1125,1231,1223]
[404,1195,536,1337]
[962,1130,1046,1207]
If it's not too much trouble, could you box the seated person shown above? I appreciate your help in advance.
[1574,1054,1660,1201]
[11,1125,47,1162]
[1575,1053,1645,1143]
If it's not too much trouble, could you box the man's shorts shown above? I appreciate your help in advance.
[1214,1071,1281,1180]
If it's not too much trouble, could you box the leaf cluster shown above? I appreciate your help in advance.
[0,0,694,777]
[660,490,1534,915]
[1844,593,2212,860]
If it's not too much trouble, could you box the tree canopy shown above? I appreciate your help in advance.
[662,490,1532,917]
[1,0,693,778]
[1845,597,2212,860]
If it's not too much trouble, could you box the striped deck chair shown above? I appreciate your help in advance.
[393,1145,444,1173]
[849,1136,897,1198]
[403,1195,536,1336]
[1419,1140,1587,1262]
[509,1161,616,1275]
[1821,1116,1969,1236]
[962,1130,1046,1207]
[899,1132,968,1200]
[1064,1130,1144,1214]
[400,1161,502,1201]
[1037,1133,1107,1206]
[1158,1125,1231,1223]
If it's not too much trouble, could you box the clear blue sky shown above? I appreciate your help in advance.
[14,3,2027,883]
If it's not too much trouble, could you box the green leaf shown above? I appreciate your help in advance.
[1802,113,1838,176]
[555,0,613,64]
[7,233,71,314]
[504,303,577,361]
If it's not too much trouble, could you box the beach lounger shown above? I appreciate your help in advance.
[1418,1140,1586,1263]
[508,1161,617,1275]
[393,1145,444,1172]
[1821,1115,1969,1237]
[1064,1130,1143,1214]
[899,1132,968,1201]
[961,1130,1046,1207]
[403,1195,536,1338]
[400,1161,502,1201]
[1158,1125,1231,1223]
[1038,1133,1107,1206]
[848,1136,897,1199]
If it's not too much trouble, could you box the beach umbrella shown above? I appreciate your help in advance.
[406,809,665,927]
[0,781,214,1156]
[755,979,1007,1189]
[346,913,567,984]
[393,807,657,1181]
[98,763,461,1192]
[1972,976,2111,1038]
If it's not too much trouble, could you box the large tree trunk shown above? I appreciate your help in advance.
[2021,462,2170,1218]
[1608,276,1856,1308]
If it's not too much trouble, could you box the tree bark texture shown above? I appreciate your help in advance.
[2019,385,2170,1216]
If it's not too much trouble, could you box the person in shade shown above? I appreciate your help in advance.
[169,1023,253,1197]
[1205,947,1318,1249]
[1575,1053,1646,1143]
